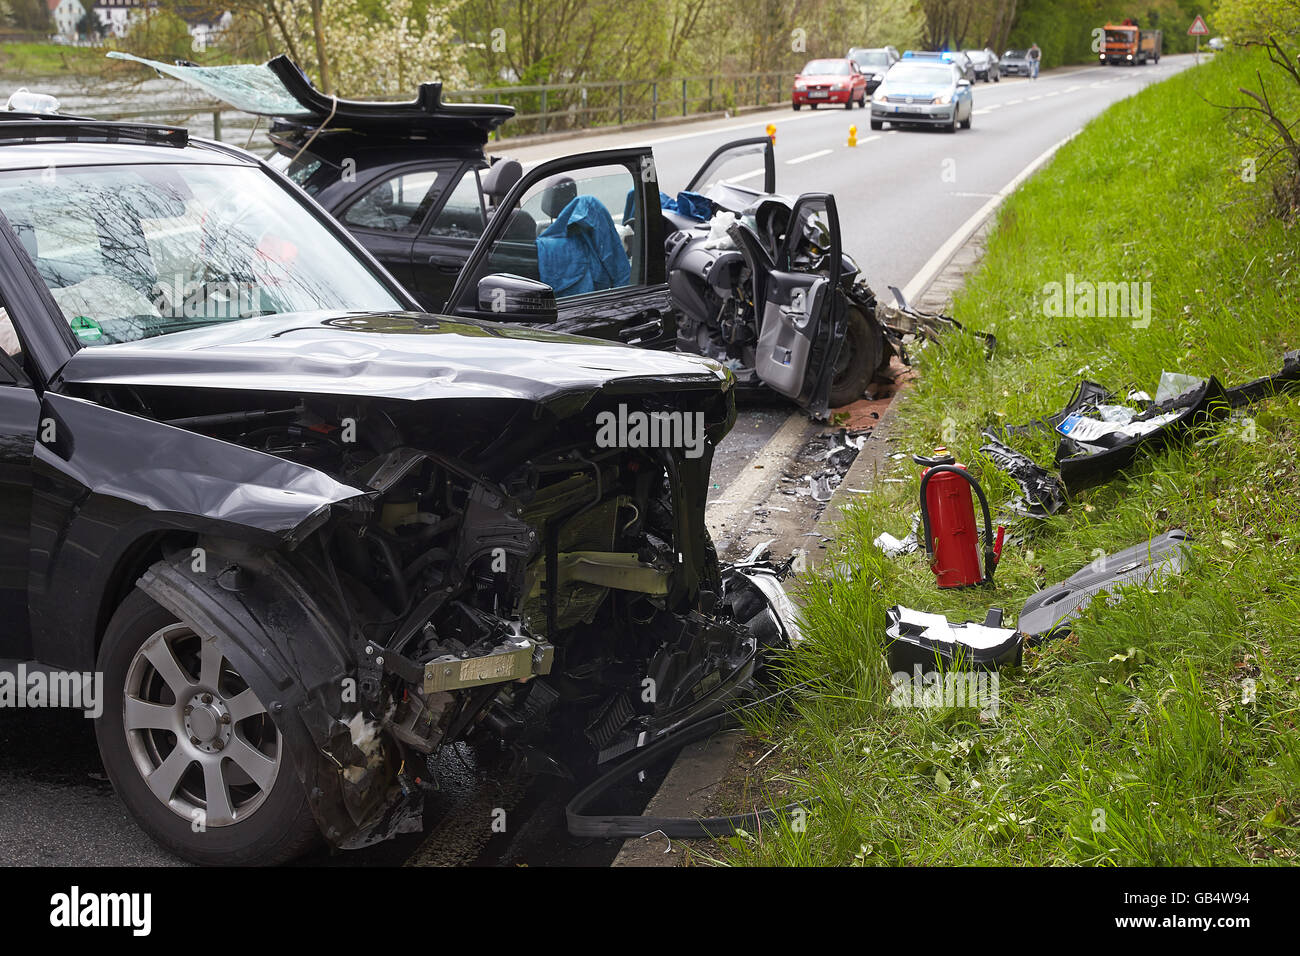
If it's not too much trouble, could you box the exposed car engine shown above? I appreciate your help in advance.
[108,377,797,845]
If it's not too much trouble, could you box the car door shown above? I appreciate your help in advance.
[445,148,674,349]
[750,194,845,417]
[0,250,45,660]
[850,62,866,98]
[683,137,776,197]
[407,163,488,311]
[336,163,452,290]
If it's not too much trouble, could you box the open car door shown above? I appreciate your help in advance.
[444,148,674,349]
[750,194,846,419]
[684,137,776,194]
[679,137,776,216]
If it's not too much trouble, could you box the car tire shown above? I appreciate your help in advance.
[94,589,321,866]
[793,103,801,111]
[870,119,883,130]
[811,103,818,109]
[961,109,972,130]
[945,111,958,133]
[828,302,882,409]
[844,97,853,110]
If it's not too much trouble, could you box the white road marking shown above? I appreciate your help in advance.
[705,414,815,536]
[726,167,768,182]
[900,128,1081,304]
[514,107,841,166]
[1005,99,1023,105]
[786,148,834,165]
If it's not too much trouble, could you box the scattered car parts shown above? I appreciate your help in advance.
[1017,530,1190,641]
[885,605,1021,673]
[996,351,1300,491]
[978,430,1068,518]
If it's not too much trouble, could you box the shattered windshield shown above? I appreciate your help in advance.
[267,149,328,195]
[0,163,403,346]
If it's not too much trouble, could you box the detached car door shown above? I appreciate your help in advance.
[751,194,846,417]
[444,148,675,349]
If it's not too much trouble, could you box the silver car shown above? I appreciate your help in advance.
[870,61,974,132]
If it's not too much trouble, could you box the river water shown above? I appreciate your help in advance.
[2,68,274,154]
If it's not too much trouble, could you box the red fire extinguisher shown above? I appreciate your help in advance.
[915,449,1004,588]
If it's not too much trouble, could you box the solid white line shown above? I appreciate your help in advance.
[786,148,833,165]
[900,128,1081,304]
[857,134,882,144]
[705,413,813,533]
[515,106,844,166]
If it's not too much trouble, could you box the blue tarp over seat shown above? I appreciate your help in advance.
[536,195,631,297]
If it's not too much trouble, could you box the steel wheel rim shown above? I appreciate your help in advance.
[122,623,282,828]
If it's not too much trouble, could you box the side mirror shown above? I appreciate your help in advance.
[476,273,557,321]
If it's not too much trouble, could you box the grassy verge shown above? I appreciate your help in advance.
[720,49,1300,866]
[0,42,106,78]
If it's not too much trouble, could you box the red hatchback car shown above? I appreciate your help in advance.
[792,57,869,110]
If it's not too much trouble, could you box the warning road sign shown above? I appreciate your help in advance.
[1188,15,1209,36]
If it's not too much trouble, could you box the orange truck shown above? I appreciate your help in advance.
[1100,22,1162,65]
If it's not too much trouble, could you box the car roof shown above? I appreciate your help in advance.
[0,116,255,171]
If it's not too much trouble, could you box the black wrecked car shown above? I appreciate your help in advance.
[0,112,800,864]
[115,53,890,415]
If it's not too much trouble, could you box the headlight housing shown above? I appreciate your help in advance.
[933,91,953,105]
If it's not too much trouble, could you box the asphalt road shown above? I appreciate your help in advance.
[0,55,1201,866]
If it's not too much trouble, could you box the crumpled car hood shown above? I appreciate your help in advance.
[57,311,731,403]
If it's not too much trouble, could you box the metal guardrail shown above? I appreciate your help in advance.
[88,70,797,144]
[451,71,794,135]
